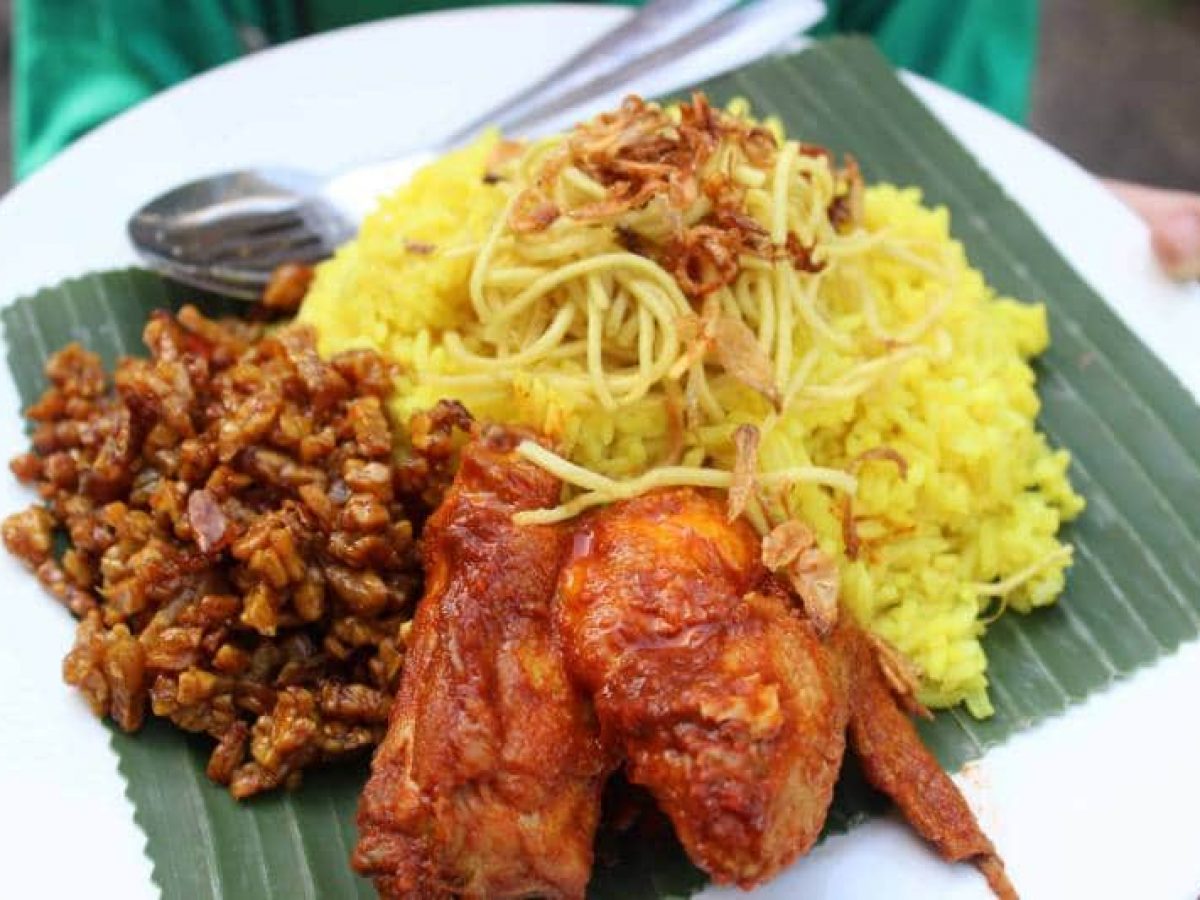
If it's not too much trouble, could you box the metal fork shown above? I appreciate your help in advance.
[128,0,824,299]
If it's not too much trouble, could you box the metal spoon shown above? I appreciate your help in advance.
[128,0,824,299]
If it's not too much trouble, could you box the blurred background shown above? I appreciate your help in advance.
[1,0,8,186]
[0,0,1197,194]
[1033,0,1199,190]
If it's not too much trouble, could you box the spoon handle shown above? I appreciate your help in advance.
[499,0,826,139]
[433,0,739,150]
[325,0,823,219]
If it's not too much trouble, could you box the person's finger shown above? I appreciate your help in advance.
[1103,179,1200,280]
[1151,209,1200,281]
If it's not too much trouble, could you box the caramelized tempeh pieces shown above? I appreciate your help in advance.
[1,311,423,797]
[555,488,847,888]
[354,428,608,899]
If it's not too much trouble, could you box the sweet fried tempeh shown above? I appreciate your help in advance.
[555,488,847,889]
[837,623,1018,900]
[353,428,608,899]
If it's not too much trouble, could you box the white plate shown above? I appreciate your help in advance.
[1,6,1198,899]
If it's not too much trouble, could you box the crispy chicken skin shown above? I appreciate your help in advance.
[353,428,608,899]
[555,488,847,888]
[836,624,1018,900]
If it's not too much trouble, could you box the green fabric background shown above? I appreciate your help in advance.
[10,0,1038,180]
[816,0,1038,124]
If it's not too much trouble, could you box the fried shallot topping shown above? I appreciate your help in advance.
[841,447,909,560]
[762,519,840,635]
[726,424,761,524]
[509,93,863,299]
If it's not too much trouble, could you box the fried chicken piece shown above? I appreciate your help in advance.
[555,488,847,888]
[353,427,608,899]
[836,623,1018,900]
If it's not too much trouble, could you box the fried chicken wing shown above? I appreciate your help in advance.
[353,428,608,899]
[555,488,847,888]
[836,623,1017,900]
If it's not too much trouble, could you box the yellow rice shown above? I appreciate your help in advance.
[298,130,1084,718]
